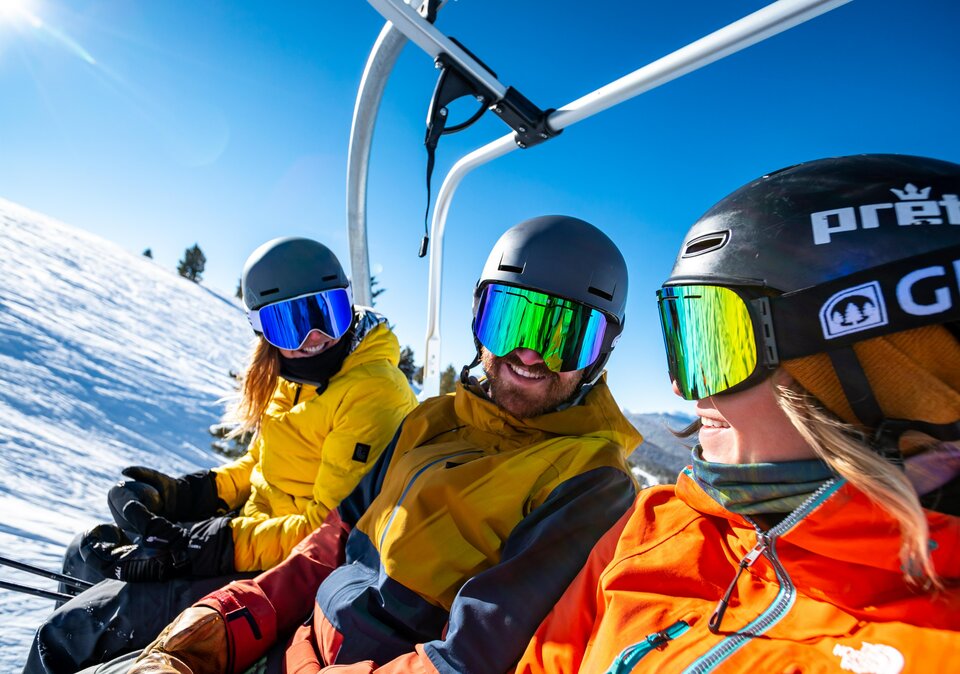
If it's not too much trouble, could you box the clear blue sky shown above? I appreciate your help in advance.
[2,0,958,414]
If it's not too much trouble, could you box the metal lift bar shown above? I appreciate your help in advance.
[366,0,507,102]
[412,0,852,396]
[346,22,408,307]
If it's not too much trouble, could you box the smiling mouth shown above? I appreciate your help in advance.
[506,361,548,381]
[699,417,730,429]
[299,344,327,354]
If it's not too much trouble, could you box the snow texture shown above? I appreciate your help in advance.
[0,198,251,671]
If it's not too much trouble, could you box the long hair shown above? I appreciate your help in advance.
[775,384,941,590]
[225,336,279,439]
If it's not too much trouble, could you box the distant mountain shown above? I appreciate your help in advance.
[0,198,251,670]
[624,411,697,486]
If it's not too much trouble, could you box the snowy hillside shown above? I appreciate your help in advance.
[0,199,251,671]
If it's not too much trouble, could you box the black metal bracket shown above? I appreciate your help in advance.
[491,88,561,149]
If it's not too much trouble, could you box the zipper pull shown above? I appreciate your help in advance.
[708,538,767,635]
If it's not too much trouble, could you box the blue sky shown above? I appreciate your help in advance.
[1,0,958,414]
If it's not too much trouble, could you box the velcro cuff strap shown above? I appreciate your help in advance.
[199,585,278,674]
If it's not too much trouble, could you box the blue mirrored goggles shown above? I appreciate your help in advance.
[248,287,353,350]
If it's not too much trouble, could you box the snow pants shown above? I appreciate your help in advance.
[22,531,254,674]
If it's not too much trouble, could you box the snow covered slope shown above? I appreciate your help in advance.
[0,198,251,670]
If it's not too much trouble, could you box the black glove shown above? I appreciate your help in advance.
[116,466,225,522]
[91,502,235,582]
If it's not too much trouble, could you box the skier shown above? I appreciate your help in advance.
[24,236,418,674]
[516,154,960,673]
[86,214,642,674]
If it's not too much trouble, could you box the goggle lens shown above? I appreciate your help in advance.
[657,285,758,400]
[474,283,608,372]
[250,287,353,350]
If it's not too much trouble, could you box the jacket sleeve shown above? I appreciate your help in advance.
[327,466,637,674]
[195,510,349,674]
[229,376,413,572]
[513,504,635,674]
[212,449,258,510]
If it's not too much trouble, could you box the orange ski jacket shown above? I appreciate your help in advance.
[516,467,960,674]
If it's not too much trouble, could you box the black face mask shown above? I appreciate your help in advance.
[278,327,354,392]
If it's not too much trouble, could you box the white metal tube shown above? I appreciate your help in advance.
[549,0,851,132]
[366,0,507,100]
[420,0,852,397]
[346,24,409,307]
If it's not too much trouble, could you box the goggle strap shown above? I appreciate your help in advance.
[752,296,780,367]
[771,244,960,360]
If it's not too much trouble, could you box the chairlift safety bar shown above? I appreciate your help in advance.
[351,0,853,397]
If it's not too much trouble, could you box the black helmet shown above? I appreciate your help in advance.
[473,215,628,384]
[661,154,960,455]
[666,154,960,292]
[241,237,349,312]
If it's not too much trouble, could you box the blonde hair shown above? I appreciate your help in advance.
[225,336,280,438]
[775,384,941,590]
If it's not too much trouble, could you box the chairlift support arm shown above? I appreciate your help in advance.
[355,0,852,396]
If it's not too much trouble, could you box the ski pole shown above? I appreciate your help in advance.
[0,554,94,591]
[0,578,76,603]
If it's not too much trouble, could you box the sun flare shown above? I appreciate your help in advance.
[0,0,38,25]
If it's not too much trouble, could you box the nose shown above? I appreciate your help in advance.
[512,348,546,366]
[303,330,334,349]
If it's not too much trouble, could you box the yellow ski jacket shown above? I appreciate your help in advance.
[212,313,418,571]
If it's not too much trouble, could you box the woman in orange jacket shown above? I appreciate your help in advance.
[517,154,960,674]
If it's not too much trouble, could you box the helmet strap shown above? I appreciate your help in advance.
[827,347,903,465]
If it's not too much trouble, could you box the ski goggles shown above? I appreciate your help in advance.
[657,285,771,400]
[248,287,353,350]
[474,282,611,372]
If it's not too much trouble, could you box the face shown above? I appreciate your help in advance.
[481,347,584,419]
[278,330,341,359]
[688,370,815,464]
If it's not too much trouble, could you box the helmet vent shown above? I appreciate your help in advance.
[682,231,730,258]
[260,287,280,297]
[322,274,340,282]
[497,263,524,274]
[588,286,614,302]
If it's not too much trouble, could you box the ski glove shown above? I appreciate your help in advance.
[128,605,228,674]
[115,466,225,523]
[102,501,235,582]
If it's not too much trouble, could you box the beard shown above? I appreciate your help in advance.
[481,348,583,419]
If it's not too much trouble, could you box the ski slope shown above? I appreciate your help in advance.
[0,198,251,671]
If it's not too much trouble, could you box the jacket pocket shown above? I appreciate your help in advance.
[605,620,691,673]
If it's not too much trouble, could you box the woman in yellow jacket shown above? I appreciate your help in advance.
[27,237,417,674]
[517,155,960,674]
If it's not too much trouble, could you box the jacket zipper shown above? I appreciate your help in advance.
[605,621,691,673]
[683,478,844,673]
[378,449,484,549]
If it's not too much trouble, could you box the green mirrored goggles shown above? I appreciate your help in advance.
[657,285,768,400]
[474,283,609,372]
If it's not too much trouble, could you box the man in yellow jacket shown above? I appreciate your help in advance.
[55,215,643,674]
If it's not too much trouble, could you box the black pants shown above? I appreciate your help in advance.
[22,531,252,674]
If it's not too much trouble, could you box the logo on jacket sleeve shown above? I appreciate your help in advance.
[819,281,888,339]
[832,642,904,674]
[352,443,371,463]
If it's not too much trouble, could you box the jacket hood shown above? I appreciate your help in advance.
[452,374,642,457]
[338,308,399,372]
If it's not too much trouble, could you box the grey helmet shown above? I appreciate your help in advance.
[473,215,628,385]
[241,237,349,312]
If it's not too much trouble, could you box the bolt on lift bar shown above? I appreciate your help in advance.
[352,0,852,397]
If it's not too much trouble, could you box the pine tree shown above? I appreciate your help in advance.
[370,275,385,306]
[398,346,417,382]
[235,278,243,300]
[142,248,153,258]
[177,243,206,283]
[439,364,457,394]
